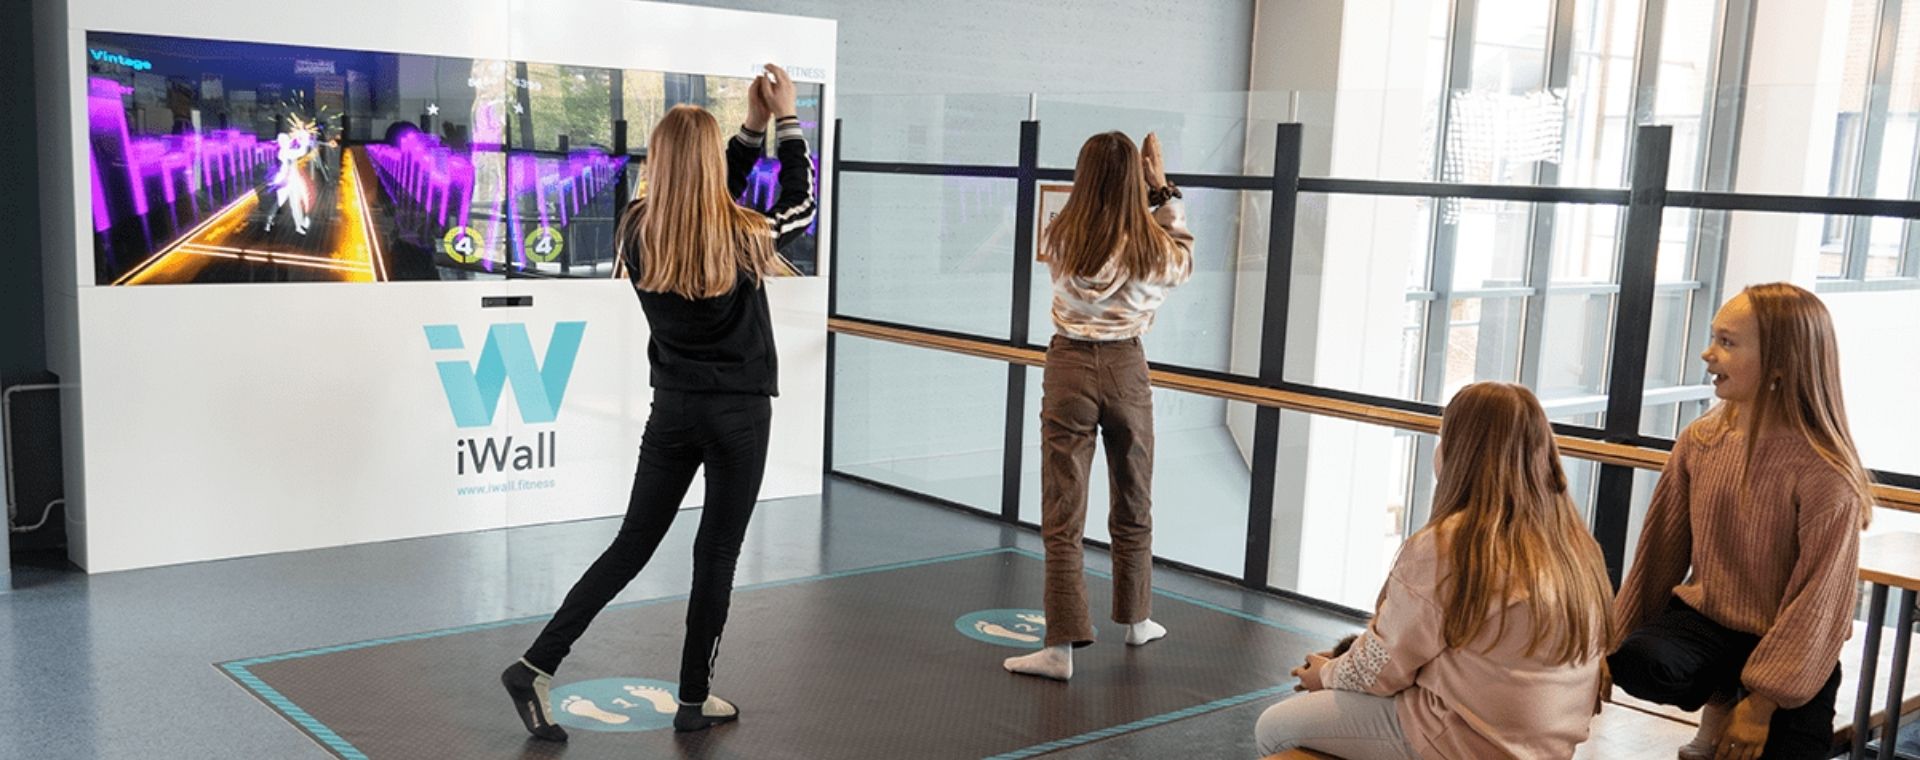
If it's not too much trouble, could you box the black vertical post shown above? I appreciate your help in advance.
[1244,124,1304,589]
[1853,583,1888,759]
[824,118,843,475]
[1001,120,1041,523]
[1879,589,1917,760]
[612,120,629,201]
[1593,125,1672,585]
[513,62,535,151]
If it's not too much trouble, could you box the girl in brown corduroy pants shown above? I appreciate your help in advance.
[1610,283,1875,760]
[1002,131,1194,682]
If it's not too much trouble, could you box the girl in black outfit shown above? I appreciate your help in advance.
[501,63,816,739]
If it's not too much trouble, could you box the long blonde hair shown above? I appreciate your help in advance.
[1424,382,1614,665]
[1697,282,1876,528]
[1040,131,1180,279]
[617,105,784,299]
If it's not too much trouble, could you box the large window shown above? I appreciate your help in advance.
[1824,0,1920,282]
[823,0,1920,605]
[1398,0,1733,513]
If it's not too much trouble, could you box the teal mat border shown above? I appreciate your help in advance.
[219,546,1318,759]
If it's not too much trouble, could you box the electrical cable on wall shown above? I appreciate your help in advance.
[3,384,66,533]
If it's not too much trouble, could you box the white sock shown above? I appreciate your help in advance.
[520,658,556,719]
[1003,644,1073,681]
[1125,619,1167,646]
[678,695,737,718]
[1679,697,1734,759]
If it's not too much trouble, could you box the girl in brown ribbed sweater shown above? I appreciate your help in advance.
[1611,283,1875,760]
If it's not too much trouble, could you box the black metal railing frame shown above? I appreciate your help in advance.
[822,118,1920,600]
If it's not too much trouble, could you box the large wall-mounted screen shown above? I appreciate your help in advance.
[85,31,825,286]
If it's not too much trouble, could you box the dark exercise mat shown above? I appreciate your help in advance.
[221,548,1319,759]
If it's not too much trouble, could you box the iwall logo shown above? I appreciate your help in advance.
[424,322,585,479]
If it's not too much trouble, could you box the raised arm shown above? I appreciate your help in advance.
[755,63,816,249]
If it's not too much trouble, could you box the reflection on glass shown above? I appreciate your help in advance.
[833,337,1007,511]
[1035,92,1265,174]
[1536,291,1613,410]
[1552,204,1618,282]
[522,63,613,152]
[509,67,826,277]
[1442,296,1522,393]
[622,70,668,145]
[1819,0,1920,280]
[1267,410,1424,609]
[834,174,1016,337]
[703,76,752,143]
[1265,405,1604,610]
[1450,200,1532,290]
[1302,197,1614,410]
[1561,0,1638,189]
[836,93,1030,165]
[1624,468,1662,573]
[1655,0,1719,191]
[1437,0,1553,189]
[1647,210,1920,484]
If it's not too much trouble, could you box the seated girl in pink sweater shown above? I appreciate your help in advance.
[1255,382,1613,759]
[1610,283,1874,760]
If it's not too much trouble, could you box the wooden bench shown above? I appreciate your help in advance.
[1262,749,1340,759]
[1574,702,1701,758]
[1261,702,1698,759]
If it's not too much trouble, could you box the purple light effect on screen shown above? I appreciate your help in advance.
[740,154,821,235]
[365,129,477,230]
[87,77,276,233]
[506,150,625,265]
[88,143,111,232]
[88,79,148,218]
[366,126,624,268]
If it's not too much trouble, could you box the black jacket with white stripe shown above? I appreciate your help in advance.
[624,118,816,398]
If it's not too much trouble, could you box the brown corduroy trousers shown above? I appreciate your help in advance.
[1038,334,1155,647]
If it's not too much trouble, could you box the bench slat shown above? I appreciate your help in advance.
[1262,703,1695,760]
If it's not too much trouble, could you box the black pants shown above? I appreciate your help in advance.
[523,391,772,704]
[1609,598,1843,760]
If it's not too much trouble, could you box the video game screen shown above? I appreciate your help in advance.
[85,31,826,286]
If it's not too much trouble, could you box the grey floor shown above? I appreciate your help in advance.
[0,476,1360,759]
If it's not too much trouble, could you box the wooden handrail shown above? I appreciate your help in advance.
[829,317,1920,514]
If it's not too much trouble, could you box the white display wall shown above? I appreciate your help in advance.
[40,0,836,572]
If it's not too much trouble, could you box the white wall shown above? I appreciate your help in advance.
[41,0,836,572]
[659,0,1255,98]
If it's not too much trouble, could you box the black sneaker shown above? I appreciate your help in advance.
[500,659,568,742]
[673,695,739,733]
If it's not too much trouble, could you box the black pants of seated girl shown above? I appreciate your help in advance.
[523,391,772,704]
[1610,598,1842,760]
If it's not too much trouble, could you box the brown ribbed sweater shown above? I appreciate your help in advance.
[1613,415,1863,708]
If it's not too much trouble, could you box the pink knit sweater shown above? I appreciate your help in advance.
[1613,415,1863,708]
[1322,523,1607,760]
